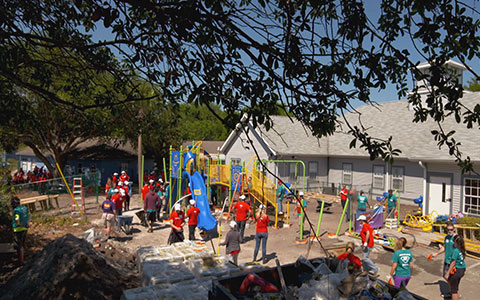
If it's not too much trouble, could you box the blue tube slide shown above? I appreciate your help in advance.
[183,171,217,231]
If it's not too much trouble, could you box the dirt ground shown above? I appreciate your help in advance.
[2,191,480,299]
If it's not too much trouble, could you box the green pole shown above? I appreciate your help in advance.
[206,159,210,202]
[163,157,167,183]
[395,189,400,225]
[348,192,352,232]
[178,146,183,202]
[336,198,349,236]
[169,145,173,213]
[315,200,325,236]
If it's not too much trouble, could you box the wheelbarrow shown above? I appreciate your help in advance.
[118,215,134,234]
[315,199,332,212]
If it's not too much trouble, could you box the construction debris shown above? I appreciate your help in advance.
[0,234,138,300]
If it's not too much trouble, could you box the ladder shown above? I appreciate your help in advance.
[71,177,85,217]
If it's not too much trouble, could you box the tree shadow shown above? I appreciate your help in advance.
[263,252,277,263]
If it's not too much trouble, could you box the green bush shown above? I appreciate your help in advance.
[0,165,15,226]
[456,216,480,227]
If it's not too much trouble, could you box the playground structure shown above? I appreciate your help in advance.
[403,210,438,231]
[167,145,309,235]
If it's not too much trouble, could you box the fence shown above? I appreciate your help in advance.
[13,172,100,202]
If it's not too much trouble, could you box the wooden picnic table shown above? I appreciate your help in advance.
[20,194,60,212]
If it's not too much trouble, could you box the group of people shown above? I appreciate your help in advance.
[12,166,52,184]
[354,205,466,299]
[101,171,133,236]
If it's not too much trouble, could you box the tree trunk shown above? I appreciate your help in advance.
[24,142,57,176]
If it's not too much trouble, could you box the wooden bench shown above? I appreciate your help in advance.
[20,194,60,212]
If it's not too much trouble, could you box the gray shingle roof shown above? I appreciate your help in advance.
[256,115,328,156]
[254,93,480,161]
[330,92,480,161]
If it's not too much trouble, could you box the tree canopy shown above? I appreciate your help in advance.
[2,0,480,172]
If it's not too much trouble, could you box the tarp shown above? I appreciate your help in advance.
[230,165,242,191]
[355,205,384,232]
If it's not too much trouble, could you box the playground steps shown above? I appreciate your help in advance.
[385,218,398,229]
[430,232,480,258]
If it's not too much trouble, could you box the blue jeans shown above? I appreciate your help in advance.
[387,206,395,217]
[237,220,246,242]
[362,246,378,273]
[253,232,268,261]
[277,198,283,212]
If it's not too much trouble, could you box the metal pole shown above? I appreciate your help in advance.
[348,192,352,232]
[163,157,167,183]
[206,159,210,202]
[395,189,401,225]
[336,198,349,236]
[316,200,325,236]
[228,160,233,206]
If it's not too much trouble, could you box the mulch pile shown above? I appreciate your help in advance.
[0,234,138,300]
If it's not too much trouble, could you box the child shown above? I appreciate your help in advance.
[337,241,362,272]
[220,221,242,265]
[389,237,413,288]
[445,235,466,300]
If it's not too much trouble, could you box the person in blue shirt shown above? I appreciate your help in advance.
[357,190,369,214]
[445,235,466,300]
[276,180,285,213]
[11,196,29,265]
[385,189,397,217]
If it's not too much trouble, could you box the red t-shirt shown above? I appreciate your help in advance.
[170,211,185,231]
[256,215,269,233]
[360,223,374,247]
[234,201,250,221]
[141,185,149,201]
[111,193,123,210]
[337,253,362,269]
[187,207,200,225]
[121,186,129,198]
[120,174,129,182]
[341,188,348,201]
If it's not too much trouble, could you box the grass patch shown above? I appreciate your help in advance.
[31,214,89,227]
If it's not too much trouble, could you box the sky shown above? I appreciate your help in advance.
[88,1,480,107]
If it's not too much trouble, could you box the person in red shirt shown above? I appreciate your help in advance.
[168,203,185,244]
[233,195,251,243]
[112,172,119,184]
[358,215,378,274]
[253,204,269,264]
[111,189,123,216]
[337,241,362,272]
[120,182,130,211]
[120,170,129,182]
[186,199,200,240]
[141,183,149,201]
[340,185,351,223]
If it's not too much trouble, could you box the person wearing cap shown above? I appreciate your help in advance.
[340,185,351,223]
[233,195,251,243]
[120,181,130,211]
[276,180,285,213]
[144,186,161,232]
[296,191,307,217]
[186,199,200,240]
[112,172,119,184]
[358,214,378,274]
[220,221,242,265]
[111,188,123,220]
[148,179,155,192]
[120,170,129,183]
[253,204,269,264]
[168,203,185,244]
[101,194,117,239]
[10,196,29,265]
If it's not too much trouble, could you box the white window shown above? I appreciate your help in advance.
[230,158,241,165]
[308,161,318,179]
[392,166,404,192]
[372,165,385,190]
[342,163,352,185]
[464,178,480,216]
